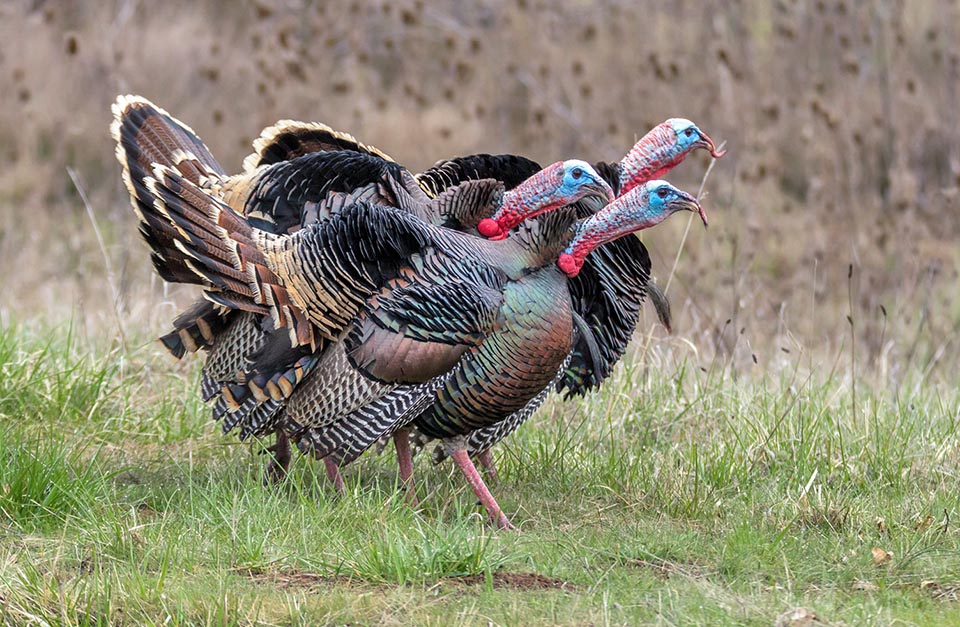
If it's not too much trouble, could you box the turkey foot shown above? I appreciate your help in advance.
[448,445,516,530]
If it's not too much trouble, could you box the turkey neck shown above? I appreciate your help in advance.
[472,207,580,278]
[616,121,692,196]
[490,169,572,231]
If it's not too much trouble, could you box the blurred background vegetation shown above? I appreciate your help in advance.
[1,0,957,387]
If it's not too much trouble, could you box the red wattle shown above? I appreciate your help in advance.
[557,252,582,277]
[477,218,503,239]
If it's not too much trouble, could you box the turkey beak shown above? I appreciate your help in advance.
[586,177,616,204]
[696,202,709,227]
[696,132,726,159]
[672,193,708,227]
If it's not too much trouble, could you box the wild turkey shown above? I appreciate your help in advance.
[112,96,611,484]
[113,97,721,507]
[279,118,724,484]
[125,144,703,527]
[112,97,423,479]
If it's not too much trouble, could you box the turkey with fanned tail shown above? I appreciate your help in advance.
[112,96,611,484]
[126,149,704,528]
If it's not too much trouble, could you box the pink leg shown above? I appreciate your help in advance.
[476,449,499,483]
[393,428,419,506]
[449,447,516,530]
[323,457,346,494]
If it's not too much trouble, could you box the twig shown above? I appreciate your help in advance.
[636,142,726,368]
[847,264,857,430]
[68,167,128,351]
[663,140,725,295]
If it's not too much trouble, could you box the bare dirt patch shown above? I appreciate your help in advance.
[627,557,710,580]
[236,567,574,592]
[236,567,357,591]
[448,572,576,591]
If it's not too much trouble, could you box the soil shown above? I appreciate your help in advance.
[237,567,575,591]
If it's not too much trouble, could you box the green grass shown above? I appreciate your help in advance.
[0,323,958,626]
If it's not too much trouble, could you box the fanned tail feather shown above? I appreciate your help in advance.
[142,167,262,298]
[243,120,395,171]
[211,351,323,439]
[111,94,226,183]
[112,95,228,284]
[158,299,231,358]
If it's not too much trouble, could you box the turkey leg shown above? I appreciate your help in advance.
[324,458,346,494]
[475,449,499,483]
[447,442,516,530]
[393,428,419,506]
[263,429,291,483]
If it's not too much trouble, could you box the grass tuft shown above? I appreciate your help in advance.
[0,430,107,531]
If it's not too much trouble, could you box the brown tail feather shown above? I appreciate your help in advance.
[112,95,229,284]
[242,119,395,172]
[158,299,231,358]
[142,165,316,349]
[143,165,261,298]
[111,95,226,181]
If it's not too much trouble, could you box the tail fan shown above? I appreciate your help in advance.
[137,163,319,356]
[139,164,267,306]
[112,95,229,283]
[111,95,226,184]
[242,120,395,171]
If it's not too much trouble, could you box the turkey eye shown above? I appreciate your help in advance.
[571,168,583,179]
[657,188,669,199]
[684,128,694,138]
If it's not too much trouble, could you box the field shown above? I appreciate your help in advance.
[1,326,958,625]
[1,1,960,625]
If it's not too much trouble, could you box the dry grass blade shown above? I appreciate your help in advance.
[67,166,127,351]
[664,140,726,296]
[635,141,726,365]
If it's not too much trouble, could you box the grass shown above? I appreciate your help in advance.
[0,324,958,626]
